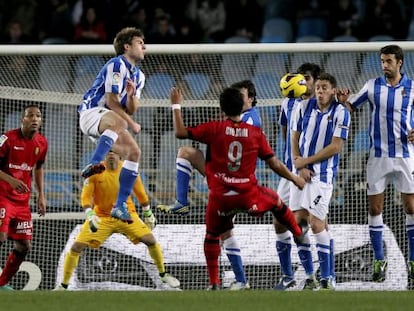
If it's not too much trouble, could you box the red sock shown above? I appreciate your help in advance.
[0,249,26,286]
[204,235,221,286]
[273,203,302,237]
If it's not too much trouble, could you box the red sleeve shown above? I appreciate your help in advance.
[258,131,275,160]
[187,121,216,144]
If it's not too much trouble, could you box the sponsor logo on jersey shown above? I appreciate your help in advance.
[0,134,8,147]
[14,146,24,150]
[112,72,121,84]
[9,162,33,171]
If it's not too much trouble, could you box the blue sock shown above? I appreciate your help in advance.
[298,244,314,276]
[276,239,293,278]
[223,237,246,283]
[317,248,330,280]
[369,214,384,260]
[176,158,192,205]
[408,227,414,261]
[330,238,336,279]
[406,214,414,261]
[90,131,117,164]
[115,163,138,208]
[315,230,331,280]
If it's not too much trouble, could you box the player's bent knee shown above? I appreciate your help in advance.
[140,233,157,246]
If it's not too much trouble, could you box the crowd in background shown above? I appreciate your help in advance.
[1,0,414,46]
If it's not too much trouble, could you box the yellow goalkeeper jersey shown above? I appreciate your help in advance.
[80,161,149,217]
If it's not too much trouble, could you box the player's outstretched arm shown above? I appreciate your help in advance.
[267,156,305,190]
[170,87,189,139]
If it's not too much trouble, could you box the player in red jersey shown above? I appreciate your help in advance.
[169,87,306,290]
[0,105,48,290]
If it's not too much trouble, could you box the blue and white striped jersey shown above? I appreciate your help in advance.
[77,55,145,112]
[291,98,351,184]
[279,97,301,171]
[241,106,261,128]
[348,74,414,158]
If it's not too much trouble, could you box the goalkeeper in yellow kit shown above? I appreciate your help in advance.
[54,151,180,290]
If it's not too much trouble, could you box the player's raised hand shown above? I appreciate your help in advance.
[130,121,141,134]
[170,87,183,105]
[336,87,350,103]
[126,78,136,97]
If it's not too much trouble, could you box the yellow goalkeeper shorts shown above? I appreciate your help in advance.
[76,212,152,248]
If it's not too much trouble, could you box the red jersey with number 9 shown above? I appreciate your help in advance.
[0,129,48,204]
[187,119,274,195]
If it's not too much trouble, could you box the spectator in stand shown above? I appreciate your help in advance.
[146,14,177,44]
[224,0,264,43]
[328,0,361,39]
[0,19,35,44]
[74,6,107,44]
[186,0,226,43]
[297,0,330,19]
[361,0,407,40]
[175,17,202,44]
[35,0,74,43]
[122,6,149,35]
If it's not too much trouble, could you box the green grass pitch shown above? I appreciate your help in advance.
[1,291,413,311]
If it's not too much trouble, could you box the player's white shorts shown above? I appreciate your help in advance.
[366,157,414,195]
[79,107,111,139]
[277,177,290,204]
[289,178,333,220]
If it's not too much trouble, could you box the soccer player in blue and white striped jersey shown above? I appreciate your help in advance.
[347,45,414,283]
[291,73,351,290]
[78,27,146,223]
[274,63,324,291]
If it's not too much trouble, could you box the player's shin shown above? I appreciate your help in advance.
[223,236,246,283]
[204,234,221,286]
[0,249,27,286]
[272,203,302,237]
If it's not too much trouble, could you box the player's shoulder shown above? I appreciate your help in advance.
[333,101,350,115]
[34,132,48,144]
[0,128,19,142]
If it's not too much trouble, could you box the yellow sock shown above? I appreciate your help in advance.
[147,242,165,274]
[62,250,80,285]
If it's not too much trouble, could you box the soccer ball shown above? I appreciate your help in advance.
[279,73,307,98]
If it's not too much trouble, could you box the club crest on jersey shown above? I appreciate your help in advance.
[34,147,39,155]
[0,134,8,147]
[402,88,407,97]
[112,73,121,84]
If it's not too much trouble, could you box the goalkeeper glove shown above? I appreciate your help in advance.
[143,209,156,230]
[85,208,101,232]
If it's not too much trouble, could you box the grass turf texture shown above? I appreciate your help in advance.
[1,291,413,311]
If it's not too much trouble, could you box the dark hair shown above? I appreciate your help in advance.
[296,63,322,80]
[316,72,337,88]
[380,44,404,65]
[219,87,244,116]
[113,27,144,55]
[230,80,257,106]
[22,104,41,118]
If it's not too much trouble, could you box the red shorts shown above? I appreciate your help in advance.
[0,197,33,240]
[206,185,280,235]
